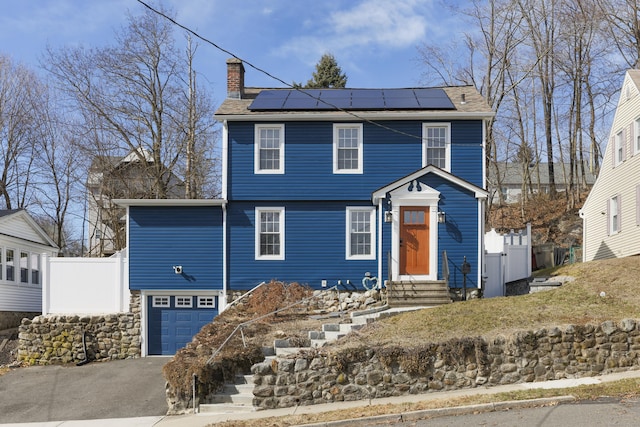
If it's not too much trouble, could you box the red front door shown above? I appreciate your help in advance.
[400,206,430,275]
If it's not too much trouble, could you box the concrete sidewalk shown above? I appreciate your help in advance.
[4,369,640,427]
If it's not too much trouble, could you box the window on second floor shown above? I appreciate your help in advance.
[614,130,624,166]
[255,124,284,174]
[635,118,640,156]
[423,123,451,171]
[255,207,285,260]
[333,124,363,174]
[609,195,620,235]
[346,207,376,260]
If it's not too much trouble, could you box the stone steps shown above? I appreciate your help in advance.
[387,280,451,307]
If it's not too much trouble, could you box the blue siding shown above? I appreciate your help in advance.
[227,201,378,290]
[129,206,224,291]
[228,120,484,201]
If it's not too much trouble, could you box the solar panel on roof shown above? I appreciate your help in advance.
[248,88,456,111]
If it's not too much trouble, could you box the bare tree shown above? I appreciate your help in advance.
[44,6,218,200]
[0,55,40,210]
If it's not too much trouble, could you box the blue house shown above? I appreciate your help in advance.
[118,58,492,355]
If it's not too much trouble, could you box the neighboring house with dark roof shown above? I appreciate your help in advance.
[487,162,596,204]
[114,58,493,356]
[580,70,640,261]
[0,209,58,329]
[86,149,185,257]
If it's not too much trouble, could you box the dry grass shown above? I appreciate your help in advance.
[211,378,640,427]
[337,256,640,350]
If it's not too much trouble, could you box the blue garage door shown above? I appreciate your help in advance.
[147,295,218,355]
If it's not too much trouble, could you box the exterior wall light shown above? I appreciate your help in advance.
[437,211,446,223]
[172,265,183,274]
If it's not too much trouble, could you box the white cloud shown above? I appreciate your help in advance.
[278,0,433,63]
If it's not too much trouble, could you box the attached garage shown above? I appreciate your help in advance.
[147,294,219,355]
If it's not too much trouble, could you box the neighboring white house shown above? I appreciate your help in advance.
[0,209,58,329]
[488,162,596,204]
[580,70,640,261]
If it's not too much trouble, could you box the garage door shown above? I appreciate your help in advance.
[147,295,218,355]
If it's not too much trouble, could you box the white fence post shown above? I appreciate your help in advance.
[42,253,50,315]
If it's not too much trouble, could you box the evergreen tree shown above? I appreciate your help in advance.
[296,53,348,88]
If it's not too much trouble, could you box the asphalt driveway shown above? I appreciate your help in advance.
[0,357,170,423]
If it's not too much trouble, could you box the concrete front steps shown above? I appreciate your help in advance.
[387,280,451,307]
[198,374,256,415]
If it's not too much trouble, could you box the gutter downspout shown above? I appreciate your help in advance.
[377,199,383,285]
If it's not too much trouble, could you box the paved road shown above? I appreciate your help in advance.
[0,357,170,423]
[402,397,640,426]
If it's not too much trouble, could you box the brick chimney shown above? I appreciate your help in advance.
[226,58,245,99]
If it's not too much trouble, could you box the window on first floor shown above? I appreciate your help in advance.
[609,195,621,235]
[423,123,451,171]
[31,253,40,285]
[346,207,376,260]
[255,207,285,260]
[152,296,170,307]
[5,248,14,282]
[20,251,29,283]
[175,296,193,308]
[197,296,216,308]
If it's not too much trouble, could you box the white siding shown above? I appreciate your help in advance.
[0,283,41,312]
[0,215,47,245]
[582,71,640,261]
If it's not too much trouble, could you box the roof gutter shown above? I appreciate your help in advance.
[214,111,495,122]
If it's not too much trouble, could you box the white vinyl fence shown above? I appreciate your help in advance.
[484,224,532,298]
[42,251,129,315]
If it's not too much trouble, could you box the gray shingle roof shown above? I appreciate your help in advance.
[487,162,597,186]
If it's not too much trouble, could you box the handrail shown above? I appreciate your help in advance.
[224,281,266,312]
[206,285,339,365]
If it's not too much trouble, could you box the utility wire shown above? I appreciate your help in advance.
[135,0,461,142]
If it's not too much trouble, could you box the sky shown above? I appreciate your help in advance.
[0,0,464,104]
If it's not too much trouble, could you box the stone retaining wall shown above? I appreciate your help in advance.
[0,311,39,331]
[251,319,640,409]
[17,293,142,365]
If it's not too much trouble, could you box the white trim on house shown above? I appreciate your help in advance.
[217,111,495,122]
[113,199,226,207]
[388,183,441,282]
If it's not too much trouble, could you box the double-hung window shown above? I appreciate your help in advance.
[346,207,375,260]
[255,207,285,260]
[333,124,363,174]
[255,124,284,174]
[614,130,624,166]
[423,123,451,171]
[609,195,621,235]
[6,249,15,282]
[635,118,640,156]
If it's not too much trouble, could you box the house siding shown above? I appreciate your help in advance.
[228,120,484,201]
[582,72,640,261]
[227,201,378,290]
[128,206,224,291]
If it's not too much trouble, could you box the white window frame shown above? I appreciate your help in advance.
[255,207,285,260]
[4,248,15,282]
[175,296,193,308]
[614,130,624,166]
[635,118,640,156]
[345,207,376,260]
[422,123,451,172]
[610,195,620,235]
[254,124,285,174]
[152,296,170,307]
[333,123,363,174]
[197,296,216,308]
[0,247,3,281]
[30,253,40,285]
